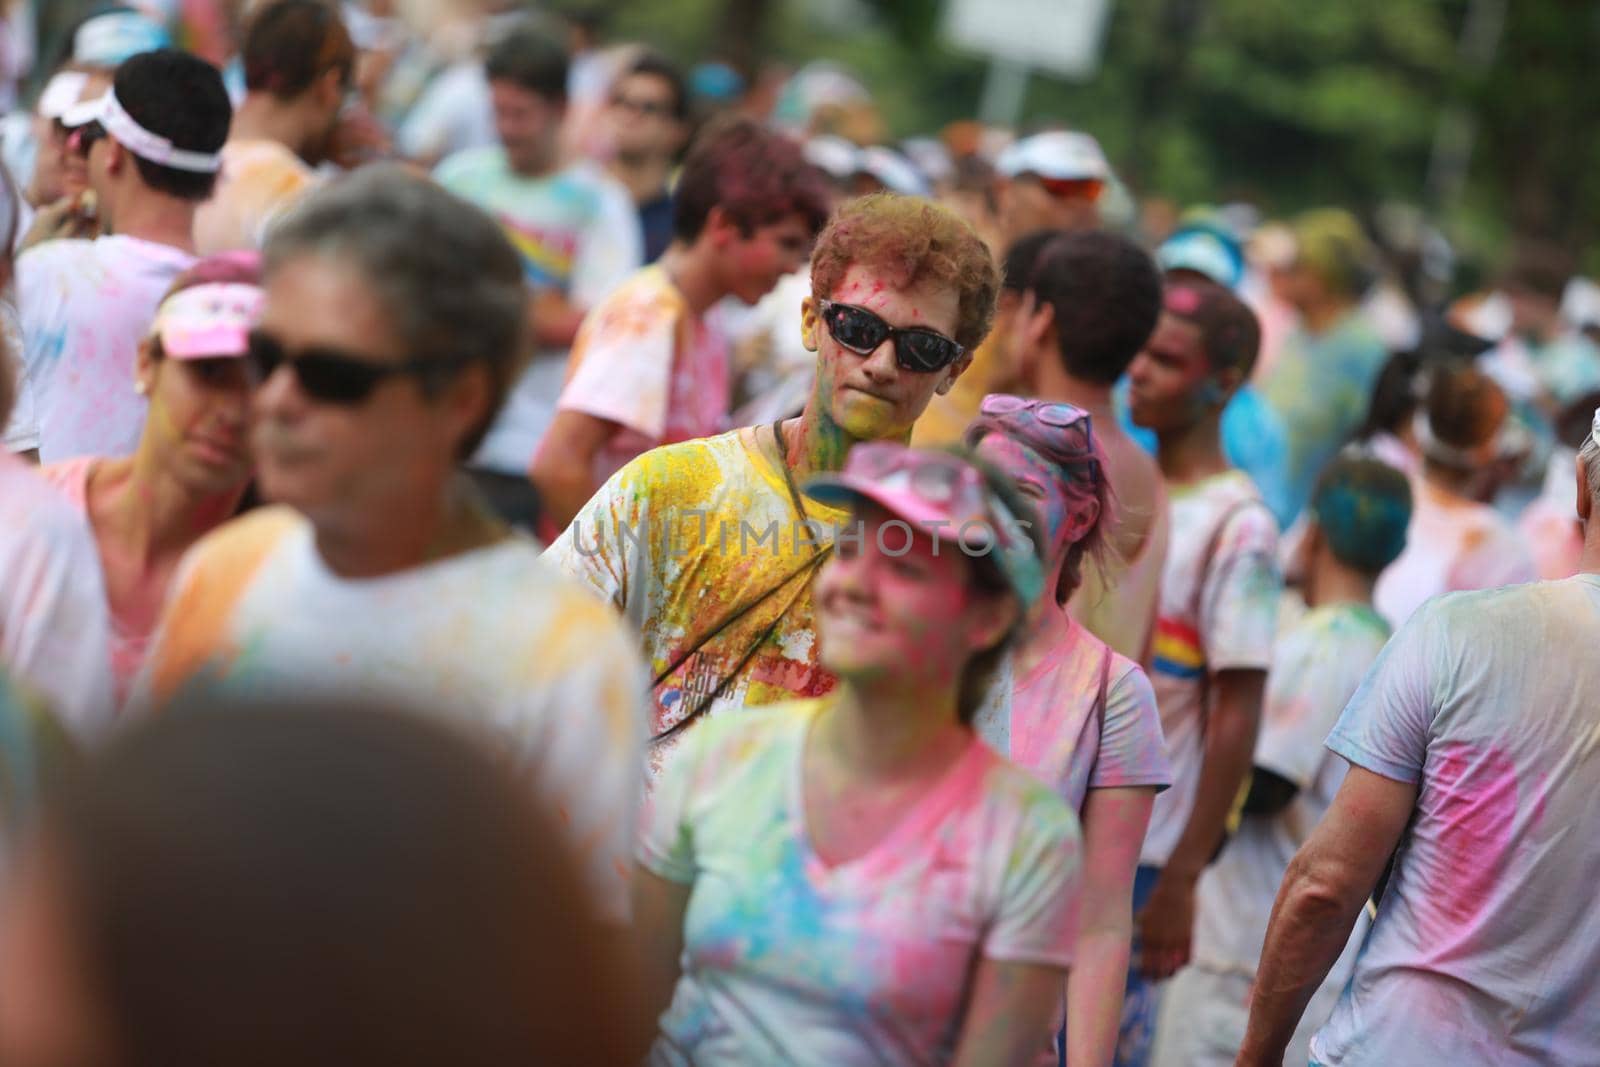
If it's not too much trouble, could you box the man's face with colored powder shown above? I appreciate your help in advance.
[801,263,965,441]
[1127,305,1216,435]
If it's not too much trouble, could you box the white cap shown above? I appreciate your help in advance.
[37,72,91,121]
[803,135,860,181]
[62,89,223,174]
[856,146,930,197]
[1562,276,1600,331]
[996,130,1109,183]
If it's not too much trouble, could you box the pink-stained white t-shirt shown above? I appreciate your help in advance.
[1315,578,1600,1065]
[1374,479,1537,629]
[640,698,1082,1067]
[36,457,155,709]
[133,507,650,921]
[0,453,114,738]
[554,265,731,484]
[1143,470,1281,867]
[995,620,1172,815]
[193,139,317,255]
[10,235,195,461]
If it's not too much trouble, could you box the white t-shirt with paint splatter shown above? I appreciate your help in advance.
[133,507,649,921]
[1142,470,1281,867]
[9,235,195,460]
[640,698,1082,1066]
[1313,578,1600,1065]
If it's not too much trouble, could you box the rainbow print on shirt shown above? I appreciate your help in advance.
[1152,617,1205,681]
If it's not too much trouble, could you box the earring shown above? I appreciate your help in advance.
[935,379,954,396]
[134,381,149,396]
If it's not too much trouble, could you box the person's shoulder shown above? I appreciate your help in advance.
[684,700,816,762]
[1199,470,1279,538]
[434,145,504,184]
[17,235,95,275]
[615,428,755,492]
[0,456,90,544]
[561,160,633,210]
[979,744,1079,827]
[183,506,303,574]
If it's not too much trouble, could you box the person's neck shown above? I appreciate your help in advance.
[507,142,559,179]
[1156,413,1230,485]
[659,239,726,317]
[310,475,508,579]
[1034,365,1115,421]
[608,151,671,205]
[230,94,312,159]
[1305,559,1377,612]
[782,395,897,483]
[1421,462,1483,505]
[1578,514,1600,576]
[821,678,967,777]
[1298,296,1353,335]
[1017,597,1081,675]
[96,453,245,564]
[105,190,198,254]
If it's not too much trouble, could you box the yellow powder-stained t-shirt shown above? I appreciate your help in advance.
[544,425,848,773]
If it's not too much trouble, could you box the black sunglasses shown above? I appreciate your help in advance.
[246,330,462,406]
[818,300,965,374]
[67,120,107,157]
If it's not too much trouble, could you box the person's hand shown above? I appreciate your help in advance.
[325,103,393,170]
[1135,871,1197,980]
[19,191,101,252]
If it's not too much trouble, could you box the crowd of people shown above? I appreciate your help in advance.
[0,3,1598,1066]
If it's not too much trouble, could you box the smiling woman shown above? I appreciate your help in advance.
[631,442,1084,1067]
[37,252,263,708]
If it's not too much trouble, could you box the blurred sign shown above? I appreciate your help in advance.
[944,0,1113,80]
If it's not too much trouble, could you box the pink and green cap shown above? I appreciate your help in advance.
[805,441,1044,606]
[150,282,264,360]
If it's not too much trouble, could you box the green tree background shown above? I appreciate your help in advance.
[605,0,1600,279]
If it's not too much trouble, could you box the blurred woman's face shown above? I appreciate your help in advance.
[0,841,117,1067]
[975,433,1077,570]
[815,504,1012,690]
[138,343,255,494]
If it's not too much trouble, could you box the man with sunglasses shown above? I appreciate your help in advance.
[532,116,829,531]
[995,130,1111,246]
[7,49,231,463]
[135,167,648,926]
[194,0,356,256]
[1117,280,1282,1067]
[546,192,999,772]
[602,51,690,263]
[436,18,641,480]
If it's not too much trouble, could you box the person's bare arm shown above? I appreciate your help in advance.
[952,959,1068,1067]
[1067,786,1157,1067]
[1138,668,1264,978]
[530,409,624,533]
[530,287,588,350]
[1235,766,1416,1066]
[630,865,692,1057]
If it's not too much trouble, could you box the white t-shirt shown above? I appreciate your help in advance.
[1314,578,1600,1066]
[134,507,650,921]
[434,149,641,473]
[1187,603,1389,1059]
[1143,470,1281,867]
[640,699,1082,1066]
[9,235,195,460]
[0,453,114,738]
[1375,479,1537,629]
[993,620,1172,814]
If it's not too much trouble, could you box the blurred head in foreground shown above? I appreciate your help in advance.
[0,699,633,1067]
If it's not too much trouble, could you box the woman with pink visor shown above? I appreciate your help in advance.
[42,253,261,707]
[634,442,1083,1067]
[968,394,1172,1067]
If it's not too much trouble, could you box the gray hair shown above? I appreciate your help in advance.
[1580,431,1600,509]
[264,165,529,457]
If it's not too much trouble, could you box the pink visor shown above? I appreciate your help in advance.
[150,283,264,359]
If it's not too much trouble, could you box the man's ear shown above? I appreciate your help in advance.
[703,204,738,250]
[800,295,820,353]
[104,138,127,178]
[1577,454,1592,525]
[1210,365,1244,405]
[938,348,974,395]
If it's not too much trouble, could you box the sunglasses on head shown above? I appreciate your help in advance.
[975,394,1100,476]
[818,300,965,374]
[246,330,462,406]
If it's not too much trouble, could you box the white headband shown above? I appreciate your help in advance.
[63,88,222,174]
[1590,405,1600,450]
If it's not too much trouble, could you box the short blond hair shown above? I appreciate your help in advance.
[810,193,1000,352]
